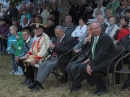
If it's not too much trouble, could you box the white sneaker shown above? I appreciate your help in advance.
[9,71,15,74]
[17,72,23,75]
[14,72,19,75]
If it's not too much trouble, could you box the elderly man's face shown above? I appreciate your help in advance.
[65,16,72,23]
[105,11,112,19]
[90,23,101,36]
[33,28,43,36]
[55,29,64,39]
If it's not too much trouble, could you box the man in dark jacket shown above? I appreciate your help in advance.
[28,25,74,90]
[78,21,115,96]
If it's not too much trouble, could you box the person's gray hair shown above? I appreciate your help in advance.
[65,15,72,21]
[98,14,105,20]
[55,25,65,32]
[96,0,103,3]
[90,21,101,29]
[106,9,112,14]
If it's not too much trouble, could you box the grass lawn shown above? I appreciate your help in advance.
[0,54,130,97]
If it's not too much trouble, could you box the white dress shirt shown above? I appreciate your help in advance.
[71,24,87,41]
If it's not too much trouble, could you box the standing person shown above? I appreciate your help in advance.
[14,31,24,75]
[0,17,10,54]
[104,0,120,16]
[7,26,18,74]
[78,21,115,96]
[50,3,60,27]
[15,29,33,85]
[116,0,130,25]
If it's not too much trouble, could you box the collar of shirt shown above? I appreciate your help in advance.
[26,37,31,43]
[94,35,100,42]
[59,34,65,42]
[22,23,28,28]
[101,22,105,25]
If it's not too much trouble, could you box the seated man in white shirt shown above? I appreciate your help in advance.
[71,17,87,41]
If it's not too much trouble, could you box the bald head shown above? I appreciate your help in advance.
[90,22,101,36]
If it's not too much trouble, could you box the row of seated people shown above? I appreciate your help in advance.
[6,22,129,96]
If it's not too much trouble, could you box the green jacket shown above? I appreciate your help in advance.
[104,0,120,16]
[14,32,24,56]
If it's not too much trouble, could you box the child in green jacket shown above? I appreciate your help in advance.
[15,31,24,75]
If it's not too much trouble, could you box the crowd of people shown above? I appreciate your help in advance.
[0,0,130,96]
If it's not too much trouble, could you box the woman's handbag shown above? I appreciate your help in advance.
[76,55,86,63]
[76,49,90,63]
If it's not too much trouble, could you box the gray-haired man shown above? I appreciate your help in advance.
[28,25,74,90]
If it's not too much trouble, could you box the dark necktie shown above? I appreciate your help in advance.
[52,40,61,57]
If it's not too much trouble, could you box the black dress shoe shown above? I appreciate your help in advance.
[21,78,28,85]
[75,85,81,91]
[94,90,106,96]
[28,80,43,90]
[60,78,68,83]
[26,79,33,86]
[93,90,99,94]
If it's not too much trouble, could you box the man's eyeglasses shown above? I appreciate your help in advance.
[22,34,28,36]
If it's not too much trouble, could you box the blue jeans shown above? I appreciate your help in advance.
[10,54,18,72]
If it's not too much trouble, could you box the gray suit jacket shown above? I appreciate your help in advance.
[64,23,76,37]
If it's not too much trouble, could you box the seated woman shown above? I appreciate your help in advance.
[71,17,87,41]
[114,16,130,43]
[104,10,113,26]
[66,25,92,84]
[105,16,119,42]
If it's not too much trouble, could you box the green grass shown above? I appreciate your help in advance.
[0,54,130,97]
